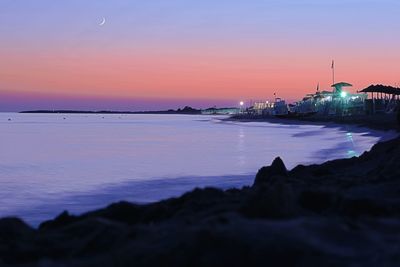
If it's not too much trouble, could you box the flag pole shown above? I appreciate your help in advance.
[332,60,335,85]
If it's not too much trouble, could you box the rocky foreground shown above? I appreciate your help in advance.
[1,136,400,266]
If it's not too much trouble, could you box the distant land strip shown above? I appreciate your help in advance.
[19,106,202,115]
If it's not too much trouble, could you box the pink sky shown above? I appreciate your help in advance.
[1,1,399,111]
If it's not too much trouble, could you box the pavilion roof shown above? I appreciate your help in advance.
[360,84,400,95]
[331,82,353,87]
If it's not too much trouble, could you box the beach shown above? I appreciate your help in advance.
[2,113,393,226]
[228,113,399,132]
[1,115,399,266]
[3,0,400,265]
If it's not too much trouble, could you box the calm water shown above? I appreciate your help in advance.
[0,113,396,225]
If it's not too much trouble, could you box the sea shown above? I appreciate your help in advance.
[0,113,396,226]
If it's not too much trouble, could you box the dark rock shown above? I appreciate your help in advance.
[0,218,34,239]
[0,218,38,264]
[340,198,391,217]
[40,211,78,230]
[299,190,338,213]
[57,218,131,256]
[82,201,142,225]
[312,167,333,177]
[253,157,287,187]
[241,179,296,218]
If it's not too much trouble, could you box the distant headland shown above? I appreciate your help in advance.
[19,106,244,115]
[20,106,202,115]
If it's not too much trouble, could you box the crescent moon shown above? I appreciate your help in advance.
[99,17,106,26]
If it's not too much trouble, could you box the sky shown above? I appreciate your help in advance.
[0,0,399,111]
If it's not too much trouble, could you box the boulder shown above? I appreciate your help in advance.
[0,217,34,239]
[40,211,77,230]
[241,181,296,218]
[253,157,287,187]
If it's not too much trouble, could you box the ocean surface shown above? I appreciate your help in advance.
[0,113,396,226]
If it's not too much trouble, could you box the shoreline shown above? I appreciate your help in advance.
[221,114,399,145]
[18,110,202,115]
[1,117,400,265]
[4,115,397,227]
[225,113,399,132]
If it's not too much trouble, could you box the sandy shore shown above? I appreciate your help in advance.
[1,117,400,266]
[227,113,399,132]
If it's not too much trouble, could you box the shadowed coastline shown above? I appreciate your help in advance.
[227,113,399,132]
[1,113,400,266]
[19,106,202,115]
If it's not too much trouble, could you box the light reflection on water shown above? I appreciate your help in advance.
[0,113,397,225]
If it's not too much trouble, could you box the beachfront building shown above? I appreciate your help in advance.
[330,82,367,116]
[292,82,367,116]
[251,98,289,116]
[360,85,400,114]
[241,83,399,119]
[274,98,289,116]
[201,107,240,115]
[252,100,274,115]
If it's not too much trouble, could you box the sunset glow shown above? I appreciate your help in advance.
[1,0,400,111]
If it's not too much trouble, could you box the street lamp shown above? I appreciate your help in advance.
[340,91,348,98]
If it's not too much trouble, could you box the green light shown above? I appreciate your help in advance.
[340,91,347,98]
